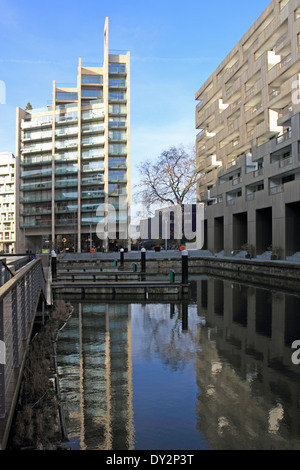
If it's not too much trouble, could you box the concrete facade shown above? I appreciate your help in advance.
[16,18,130,254]
[0,153,15,253]
[196,0,300,260]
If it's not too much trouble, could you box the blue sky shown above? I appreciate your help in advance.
[0,0,271,186]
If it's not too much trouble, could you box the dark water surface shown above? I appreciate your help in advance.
[56,277,300,450]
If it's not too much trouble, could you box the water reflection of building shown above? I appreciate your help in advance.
[57,302,133,450]
[195,278,300,449]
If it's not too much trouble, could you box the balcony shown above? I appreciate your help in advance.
[82,175,104,185]
[82,124,105,134]
[269,184,284,195]
[55,192,78,201]
[279,156,293,168]
[21,143,52,154]
[21,194,52,203]
[55,152,78,163]
[81,190,105,199]
[22,117,52,130]
[108,120,126,129]
[21,155,52,167]
[21,167,52,179]
[82,136,105,147]
[82,109,105,121]
[22,130,52,143]
[55,139,78,150]
[55,127,78,138]
[55,164,78,175]
[55,179,78,189]
[21,181,52,191]
[81,217,105,225]
[55,204,78,214]
[275,129,292,145]
[55,113,78,125]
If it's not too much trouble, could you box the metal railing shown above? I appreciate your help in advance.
[0,258,46,420]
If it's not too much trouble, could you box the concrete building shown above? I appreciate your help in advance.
[0,153,15,253]
[196,0,300,260]
[16,18,130,253]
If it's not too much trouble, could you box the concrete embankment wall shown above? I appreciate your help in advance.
[57,255,300,292]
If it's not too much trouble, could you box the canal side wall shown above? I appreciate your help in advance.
[56,255,300,291]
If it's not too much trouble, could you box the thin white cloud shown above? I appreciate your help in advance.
[132,55,222,63]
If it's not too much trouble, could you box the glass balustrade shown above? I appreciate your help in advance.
[108,120,126,128]
[23,130,52,141]
[55,164,78,175]
[81,75,103,84]
[82,162,104,172]
[81,89,103,98]
[55,178,78,188]
[21,167,52,178]
[108,92,126,101]
[55,151,78,162]
[82,136,105,146]
[82,149,105,159]
[109,63,126,74]
[82,123,105,133]
[22,143,52,154]
[109,144,127,155]
[55,127,78,137]
[81,216,105,224]
[81,203,100,212]
[55,138,78,149]
[55,112,78,124]
[109,130,126,141]
[55,191,78,201]
[21,155,52,166]
[108,79,126,88]
[81,190,105,199]
[82,176,104,186]
[55,204,78,213]
[21,181,52,191]
[82,109,105,120]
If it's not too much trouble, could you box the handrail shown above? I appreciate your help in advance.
[0,258,44,303]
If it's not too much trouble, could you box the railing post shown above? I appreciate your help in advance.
[0,300,5,418]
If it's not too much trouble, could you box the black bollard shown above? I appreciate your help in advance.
[120,248,124,268]
[182,302,188,331]
[181,249,189,284]
[141,248,146,280]
[51,250,57,279]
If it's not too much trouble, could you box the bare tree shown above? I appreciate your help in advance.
[134,145,201,210]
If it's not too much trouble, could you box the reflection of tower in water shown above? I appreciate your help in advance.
[58,302,133,450]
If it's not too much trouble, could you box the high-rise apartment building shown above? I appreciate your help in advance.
[0,153,15,254]
[16,18,130,253]
[196,0,300,260]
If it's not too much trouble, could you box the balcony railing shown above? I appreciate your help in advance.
[269,184,284,195]
[0,258,46,420]
[276,130,291,145]
[279,156,293,168]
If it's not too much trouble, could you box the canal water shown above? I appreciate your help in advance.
[56,276,300,450]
